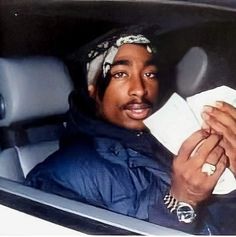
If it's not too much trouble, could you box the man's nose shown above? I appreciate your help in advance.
[128,75,147,97]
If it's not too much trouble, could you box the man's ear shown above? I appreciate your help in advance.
[88,84,96,98]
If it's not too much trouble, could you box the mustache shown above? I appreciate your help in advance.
[121,98,153,110]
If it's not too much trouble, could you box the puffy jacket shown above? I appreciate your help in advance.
[25,108,220,235]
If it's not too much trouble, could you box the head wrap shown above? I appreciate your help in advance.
[86,34,155,85]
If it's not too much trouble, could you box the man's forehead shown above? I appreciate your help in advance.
[112,46,157,68]
[116,43,151,54]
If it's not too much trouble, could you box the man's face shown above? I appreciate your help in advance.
[95,44,159,130]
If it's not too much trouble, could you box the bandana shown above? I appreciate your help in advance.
[86,34,155,85]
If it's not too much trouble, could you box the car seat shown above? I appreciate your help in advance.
[0,56,73,182]
[176,46,235,97]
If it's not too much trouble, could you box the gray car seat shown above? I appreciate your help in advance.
[0,57,73,182]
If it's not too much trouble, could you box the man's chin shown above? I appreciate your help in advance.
[122,120,146,131]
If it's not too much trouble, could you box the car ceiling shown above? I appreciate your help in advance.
[0,0,236,57]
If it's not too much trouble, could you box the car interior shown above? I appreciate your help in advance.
[0,56,73,182]
[0,0,236,235]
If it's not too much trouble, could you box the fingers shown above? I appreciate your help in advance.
[179,132,222,166]
[201,102,236,138]
[219,139,236,174]
[211,154,228,179]
[216,101,236,119]
[201,101,236,175]
[178,132,225,175]
[190,134,223,171]
[177,130,209,161]
[201,145,225,166]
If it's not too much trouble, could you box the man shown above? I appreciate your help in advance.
[25,31,236,234]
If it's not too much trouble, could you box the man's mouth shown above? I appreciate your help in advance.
[123,102,152,120]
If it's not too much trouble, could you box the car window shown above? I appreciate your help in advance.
[0,0,236,235]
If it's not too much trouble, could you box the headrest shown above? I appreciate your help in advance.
[176,47,208,97]
[0,57,74,126]
[176,46,231,97]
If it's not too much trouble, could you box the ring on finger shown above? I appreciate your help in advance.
[201,163,216,176]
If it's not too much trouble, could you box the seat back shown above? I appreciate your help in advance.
[0,56,73,182]
[176,46,234,97]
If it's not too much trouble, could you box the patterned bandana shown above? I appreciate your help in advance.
[86,34,155,85]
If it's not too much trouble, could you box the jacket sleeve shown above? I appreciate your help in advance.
[148,182,219,235]
[25,140,110,206]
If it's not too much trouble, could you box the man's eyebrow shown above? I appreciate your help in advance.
[111,59,130,67]
[145,59,157,67]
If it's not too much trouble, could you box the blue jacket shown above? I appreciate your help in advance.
[25,109,221,235]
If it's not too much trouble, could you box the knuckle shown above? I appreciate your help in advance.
[227,128,235,139]
[206,134,218,144]
[214,146,224,156]
[218,155,228,167]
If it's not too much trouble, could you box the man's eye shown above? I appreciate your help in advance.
[144,72,158,79]
[112,72,127,79]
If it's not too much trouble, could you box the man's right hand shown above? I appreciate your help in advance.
[170,130,228,208]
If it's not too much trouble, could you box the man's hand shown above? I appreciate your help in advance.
[170,130,227,208]
[201,102,236,174]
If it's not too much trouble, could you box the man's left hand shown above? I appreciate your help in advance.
[201,101,236,174]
